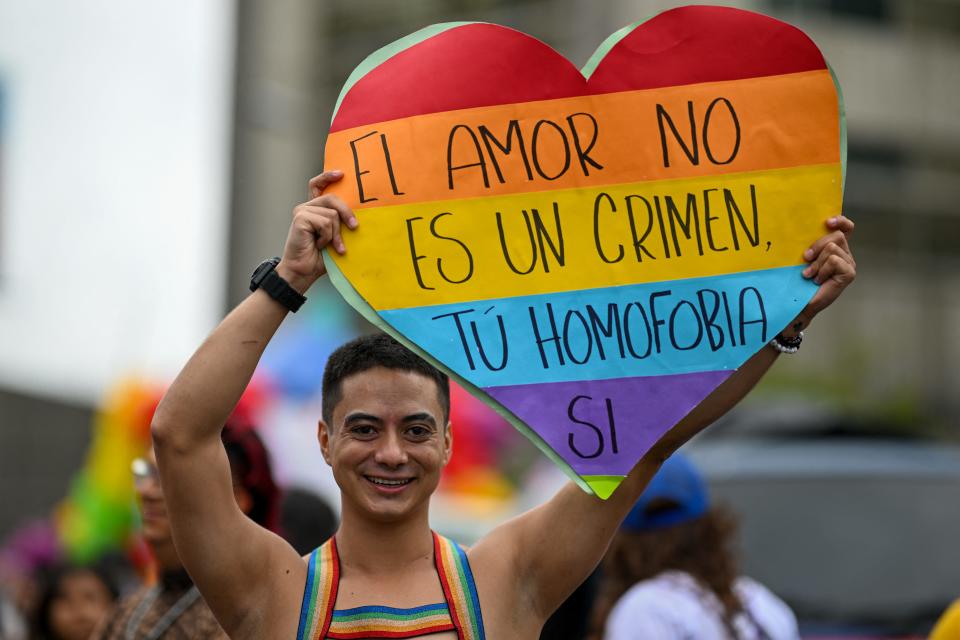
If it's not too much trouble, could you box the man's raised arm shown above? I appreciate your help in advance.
[474,215,857,625]
[150,171,356,637]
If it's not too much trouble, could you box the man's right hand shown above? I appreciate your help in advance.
[276,170,357,293]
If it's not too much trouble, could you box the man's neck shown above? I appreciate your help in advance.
[148,538,183,574]
[335,504,434,575]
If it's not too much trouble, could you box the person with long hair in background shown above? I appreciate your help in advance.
[590,453,799,640]
[31,563,118,640]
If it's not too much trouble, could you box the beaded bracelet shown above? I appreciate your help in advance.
[769,331,804,354]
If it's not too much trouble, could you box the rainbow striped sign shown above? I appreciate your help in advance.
[323,6,844,498]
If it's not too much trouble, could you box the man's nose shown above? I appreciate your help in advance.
[374,431,408,467]
[135,475,163,500]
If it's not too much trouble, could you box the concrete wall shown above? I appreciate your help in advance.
[0,390,91,538]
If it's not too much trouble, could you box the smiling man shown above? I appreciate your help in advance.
[319,338,452,523]
[151,171,856,639]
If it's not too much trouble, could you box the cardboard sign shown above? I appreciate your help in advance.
[322,6,844,498]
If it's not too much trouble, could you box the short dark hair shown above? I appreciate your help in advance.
[322,333,450,426]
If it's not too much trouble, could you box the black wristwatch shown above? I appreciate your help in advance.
[250,257,306,312]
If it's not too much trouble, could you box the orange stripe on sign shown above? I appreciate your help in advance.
[323,70,838,209]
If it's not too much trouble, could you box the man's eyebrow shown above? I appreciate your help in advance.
[344,412,383,425]
[403,413,437,427]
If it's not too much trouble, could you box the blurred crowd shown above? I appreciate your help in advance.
[0,421,337,640]
[4,415,958,640]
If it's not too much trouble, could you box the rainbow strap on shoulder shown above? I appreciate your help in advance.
[297,538,339,640]
[433,533,486,640]
[296,534,486,640]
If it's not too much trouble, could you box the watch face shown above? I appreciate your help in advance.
[250,258,279,289]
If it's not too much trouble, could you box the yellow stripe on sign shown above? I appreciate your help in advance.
[330,163,841,310]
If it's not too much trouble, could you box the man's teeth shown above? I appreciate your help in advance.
[368,477,411,486]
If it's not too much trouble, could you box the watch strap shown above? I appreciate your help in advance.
[250,258,306,312]
[260,269,306,312]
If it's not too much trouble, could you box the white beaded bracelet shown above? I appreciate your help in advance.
[769,331,804,354]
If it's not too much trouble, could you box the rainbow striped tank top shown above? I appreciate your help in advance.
[296,532,486,640]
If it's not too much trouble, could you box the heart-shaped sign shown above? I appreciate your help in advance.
[322,6,844,498]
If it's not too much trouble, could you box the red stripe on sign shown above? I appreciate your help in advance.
[588,6,826,92]
[330,23,586,132]
[329,7,827,132]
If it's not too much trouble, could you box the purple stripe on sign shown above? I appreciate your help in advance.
[484,370,732,476]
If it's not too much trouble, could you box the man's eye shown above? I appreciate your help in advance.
[351,425,376,436]
[407,426,431,438]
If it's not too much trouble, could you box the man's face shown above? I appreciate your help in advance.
[320,367,451,523]
[133,448,172,545]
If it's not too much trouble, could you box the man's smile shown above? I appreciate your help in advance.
[364,475,415,491]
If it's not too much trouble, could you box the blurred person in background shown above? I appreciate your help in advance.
[540,569,600,640]
[221,421,282,534]
[0,592,27,640]
[30,563,118,640]
[0,520,62,640]
[94,422,279,639]
[589,453,799,640]
[1,580,29,640]
[278,487,338,555]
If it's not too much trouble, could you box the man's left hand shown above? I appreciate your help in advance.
[788,214,856,334]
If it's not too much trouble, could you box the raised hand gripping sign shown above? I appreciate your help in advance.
[322,6,844,498]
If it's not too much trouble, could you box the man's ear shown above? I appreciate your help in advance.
[442,421,453,465]
[318,420,332,466]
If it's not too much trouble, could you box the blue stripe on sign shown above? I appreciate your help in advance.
[379,265,815,387]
